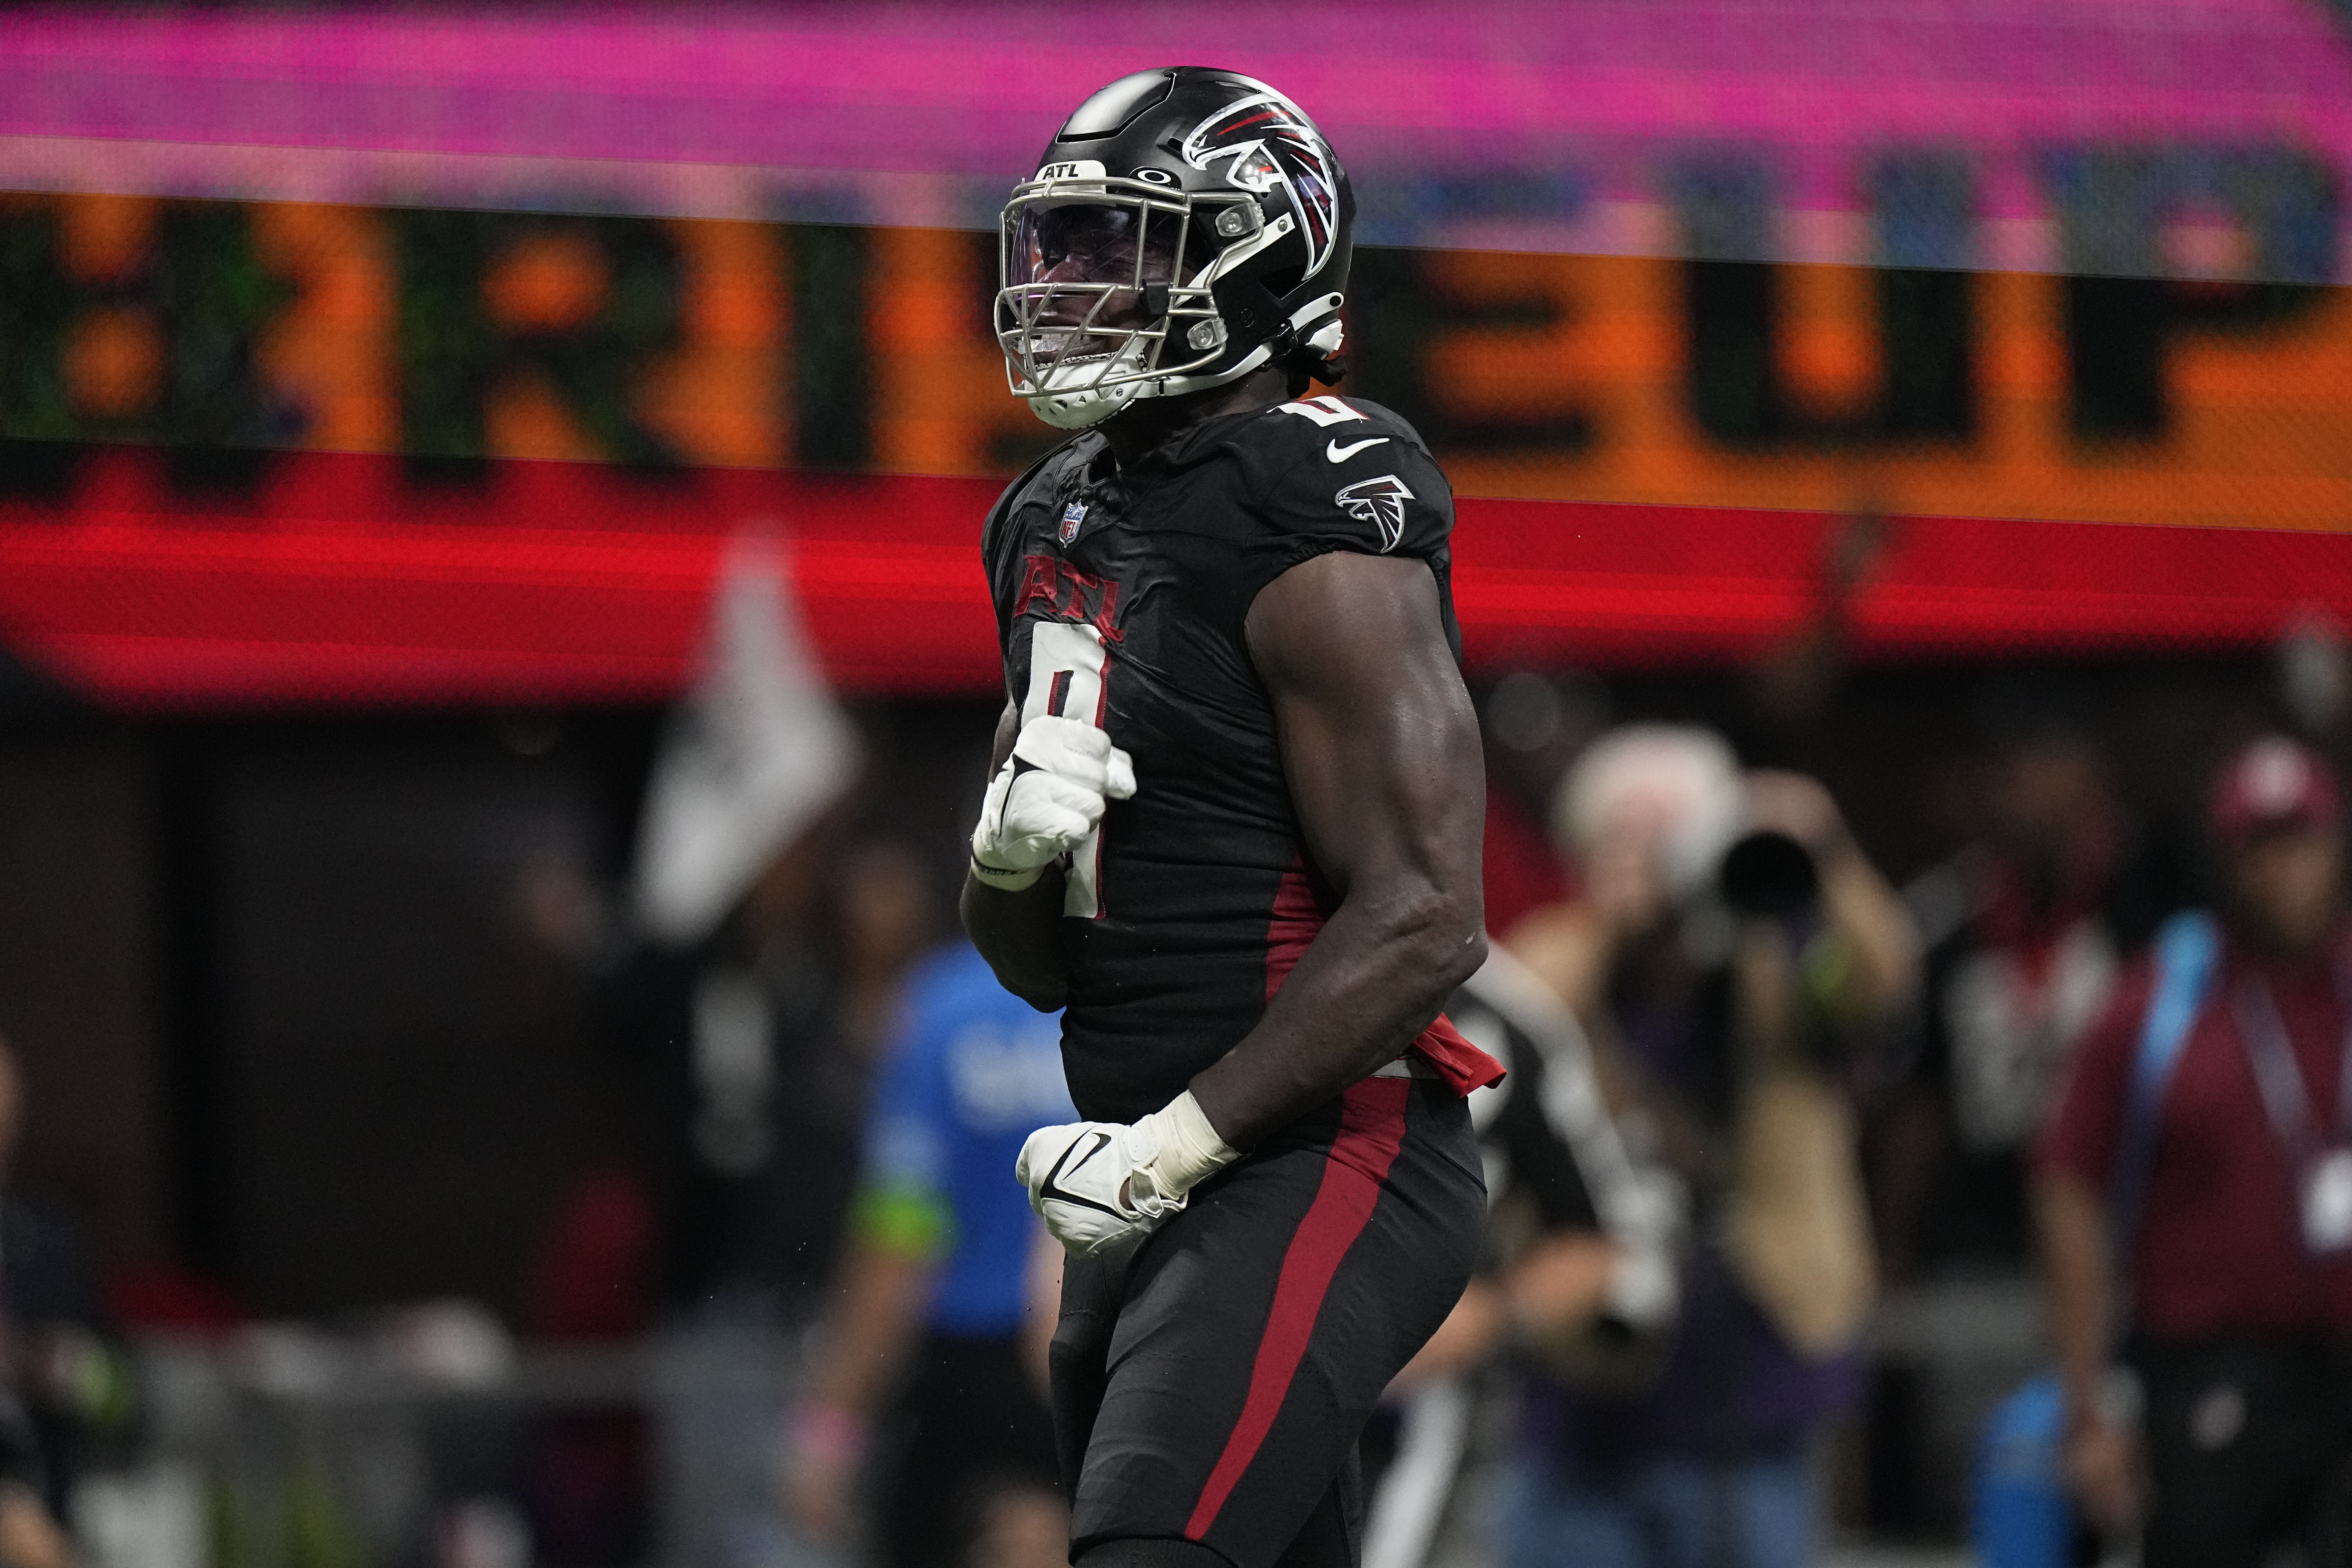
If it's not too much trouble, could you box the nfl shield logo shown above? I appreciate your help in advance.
[1059,501,1087,545]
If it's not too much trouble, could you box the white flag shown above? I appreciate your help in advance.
[631,527,858,946]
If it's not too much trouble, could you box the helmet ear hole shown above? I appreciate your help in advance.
[1262,266,1305,300]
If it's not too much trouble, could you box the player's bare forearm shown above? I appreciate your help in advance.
[962,871,1070,1009]
[961,699,1073,1009]
[1191,551,1487,1149]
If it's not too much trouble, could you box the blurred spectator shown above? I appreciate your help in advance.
[2280,612,2352,756]
[2039,736,2352,1566]
[1478,670,1607,935]
[1366,945,1680,1568]
[1501,725,1918,1568]
[596,833,936,1317]
[0,1039,134,1521]
[779,941,1070,1568]
[583,831,934,1568]
[1881,707,2185,1281]
[830,841,941,1058]
[521,1169,656,1568]
[0,1393,72,1568]
[0,1037,103,1568]
[1744,509,1887,742]
[526,1168,655,1343]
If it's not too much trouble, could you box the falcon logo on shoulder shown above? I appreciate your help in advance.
[1181,92,1343,275]
[1335,474,1415,553]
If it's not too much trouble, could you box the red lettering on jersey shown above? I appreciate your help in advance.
[1015,555,1061,618]
[1088,578,1123,644]
[1018,554,1126,643]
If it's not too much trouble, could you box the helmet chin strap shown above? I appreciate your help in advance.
[1024,341,1153,429]
[1026,380,1143,430]
[1019,291,1345,430]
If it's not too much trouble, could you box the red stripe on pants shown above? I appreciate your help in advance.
[1182,1077,1413,1542]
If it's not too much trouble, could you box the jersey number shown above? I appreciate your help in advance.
[1275,394,1363,427]
[1023,621,1111,919]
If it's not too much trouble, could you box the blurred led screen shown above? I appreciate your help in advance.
[3,2,2351,707]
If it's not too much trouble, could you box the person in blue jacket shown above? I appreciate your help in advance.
[780,941,1075,1568]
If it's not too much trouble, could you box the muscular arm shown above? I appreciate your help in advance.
[1189,551,1488,1149]
[960,702,1071,1010]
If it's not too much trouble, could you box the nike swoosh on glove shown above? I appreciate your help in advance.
[970,715,1136,890]
[1014,1091,1238,1258]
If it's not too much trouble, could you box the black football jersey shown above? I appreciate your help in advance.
[981,394,1462,1123]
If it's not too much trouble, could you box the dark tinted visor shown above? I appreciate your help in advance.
[1007,201,1183,289]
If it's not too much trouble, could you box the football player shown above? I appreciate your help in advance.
[961,67,1504,1568]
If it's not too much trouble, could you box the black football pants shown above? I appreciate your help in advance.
[1051,1077,1484,1568]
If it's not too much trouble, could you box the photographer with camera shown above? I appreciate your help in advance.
[1499,725,1919,1568]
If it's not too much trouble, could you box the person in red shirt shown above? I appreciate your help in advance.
[2039,735,2352,1567]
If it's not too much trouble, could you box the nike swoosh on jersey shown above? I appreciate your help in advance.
[1326,436,1390,462]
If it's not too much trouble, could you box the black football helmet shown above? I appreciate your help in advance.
[996,67,1355,429]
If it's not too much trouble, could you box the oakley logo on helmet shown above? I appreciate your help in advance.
[1180,92,1343,276]
[1335,474,1415,553]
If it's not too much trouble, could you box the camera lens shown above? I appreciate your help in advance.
[1719,829,1819,917]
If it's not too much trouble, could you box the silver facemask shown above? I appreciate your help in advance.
[995,170,1275,430]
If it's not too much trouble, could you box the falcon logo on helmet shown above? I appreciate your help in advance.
[1180,92,1343,276]
[994,68,1357,432]
[1334,474,1415,553]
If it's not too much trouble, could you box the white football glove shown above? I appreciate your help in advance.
[1014,1091,1239,1257]
[969,714,1136,891]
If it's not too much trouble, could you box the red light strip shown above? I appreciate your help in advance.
[0,449,2343,711]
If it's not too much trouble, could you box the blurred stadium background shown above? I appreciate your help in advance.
[2,4,2352,1567]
